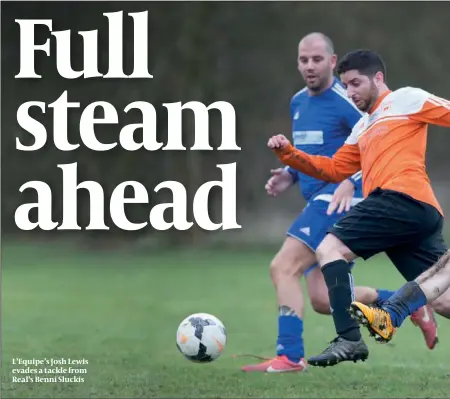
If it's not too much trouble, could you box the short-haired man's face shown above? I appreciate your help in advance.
[297,40,336,92]
[340,70,380,112]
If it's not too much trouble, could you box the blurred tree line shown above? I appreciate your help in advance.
[2,1,450,247]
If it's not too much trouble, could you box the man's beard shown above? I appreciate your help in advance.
[307,77,327,92]
[360,84,379,112]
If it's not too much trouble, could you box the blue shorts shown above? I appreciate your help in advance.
[287,195,361,276]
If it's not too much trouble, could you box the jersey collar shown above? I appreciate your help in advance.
[368,90,392,114]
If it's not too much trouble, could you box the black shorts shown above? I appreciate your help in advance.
[327,188,447,281]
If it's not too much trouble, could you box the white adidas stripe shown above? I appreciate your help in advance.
[351,171,363,182]
[428,95,450,110]
[349,273,356,302]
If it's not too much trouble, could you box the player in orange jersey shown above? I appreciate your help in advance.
[268,49,450,367]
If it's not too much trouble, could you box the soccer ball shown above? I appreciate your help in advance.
[176,313,227,362]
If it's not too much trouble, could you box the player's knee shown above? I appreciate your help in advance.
[270,255,301,283]
[316,234,354,266]
[270,251,311,284]
[270,238,316,285]
[316,238,339,265]
[315,244,327,265]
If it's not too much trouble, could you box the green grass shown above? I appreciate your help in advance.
[2,243,449,398]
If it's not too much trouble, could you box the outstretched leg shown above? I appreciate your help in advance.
[351,250,450,343]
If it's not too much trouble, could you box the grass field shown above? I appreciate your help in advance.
[2,242,449,398]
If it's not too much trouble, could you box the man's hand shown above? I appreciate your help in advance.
[268,134,290,150]
[326,179,355,215]
[265,168,294,196]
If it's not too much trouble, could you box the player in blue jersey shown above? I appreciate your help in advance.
[241,33,438,373]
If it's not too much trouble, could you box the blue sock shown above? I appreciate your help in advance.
[375,289,396,306]
[383,281,427,327]
[276,306,304,362]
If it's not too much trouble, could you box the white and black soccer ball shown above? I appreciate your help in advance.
[176,313,227,363]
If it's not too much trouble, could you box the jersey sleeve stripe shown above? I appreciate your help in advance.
[351,171,363,181]
[428,96,450,110]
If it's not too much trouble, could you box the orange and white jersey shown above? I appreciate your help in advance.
[275,87,450,215]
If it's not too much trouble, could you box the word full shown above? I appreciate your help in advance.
[16,11,152,79]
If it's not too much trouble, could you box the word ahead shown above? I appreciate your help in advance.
[15,162,241,231]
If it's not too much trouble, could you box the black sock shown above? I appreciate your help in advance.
[322,260,361,341]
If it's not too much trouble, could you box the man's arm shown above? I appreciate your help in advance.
[408,93,450,127]
[269,135,361,184]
